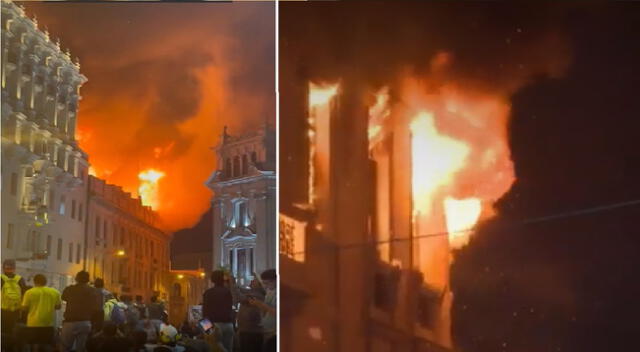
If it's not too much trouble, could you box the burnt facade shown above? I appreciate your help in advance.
[280,72,452,351]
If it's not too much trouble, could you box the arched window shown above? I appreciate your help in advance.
[225,158,232,178]
[233,156,240,178]
[238,201,247,226]
[242,154,248,175]
[251,152,257,164]
[173,283,182,297]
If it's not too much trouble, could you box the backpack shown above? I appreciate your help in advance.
[108,301,127,325]
[1,274,22,311]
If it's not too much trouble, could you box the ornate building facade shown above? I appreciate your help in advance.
[206,125,276,286]
[1,0,89,295]
[85,176,171,301]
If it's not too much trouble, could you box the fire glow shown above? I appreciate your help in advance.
[405,78,515,249]
[138,169,165,210]
[308,82,339,206]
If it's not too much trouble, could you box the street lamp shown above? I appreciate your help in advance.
[177,274,184,279]
[116,250,125,257]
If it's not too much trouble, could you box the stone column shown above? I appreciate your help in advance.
[49,73,60,128]
[27,54,38,111]
[211,197,223,269]
[14,41,24,101]
[1,30,11,89]
[254,190,268,272]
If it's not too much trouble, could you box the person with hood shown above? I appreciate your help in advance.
[1,259,28,351]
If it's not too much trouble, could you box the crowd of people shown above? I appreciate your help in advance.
[0,259,277,352]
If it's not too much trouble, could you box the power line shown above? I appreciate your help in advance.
[287,198,640,256]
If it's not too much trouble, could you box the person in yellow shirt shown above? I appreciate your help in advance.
[21,274,61,352]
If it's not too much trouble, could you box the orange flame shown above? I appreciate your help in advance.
[308,82,339,206]
[444,197,482,249]
[410,111,470,216]
[368,87,390,143]
[404,76,515,249]
[309,83,338,107]
[138,169,165,210]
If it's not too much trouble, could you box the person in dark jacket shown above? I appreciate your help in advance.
[61,271,100,352]
[202,270,234,352]
[236,284,265,352]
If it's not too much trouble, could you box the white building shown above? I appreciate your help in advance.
[1,0,89,296]
[206,125,276,286]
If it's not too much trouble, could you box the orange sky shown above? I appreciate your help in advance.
[24,2,275,231]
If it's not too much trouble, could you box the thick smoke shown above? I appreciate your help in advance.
[281,2,571,96]
[25,2,275,230]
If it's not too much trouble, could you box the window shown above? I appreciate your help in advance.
[57,239,62,260]
[104,222,108,248]
[78,203,83,222]
[76,244,81,264]
[71,200,76,219]
[229,249,235,271]
[242,154,248,175]
[6,224,14,249]
[250,248,255,273]
[49,190,55,211]
[26,230,36,251]
[68,242,73,263]
[95,216,101,239]
[10,173,17,196]
[120,229,125,246]
[238,202,247,227]
[237,248,247,278]
[59,196,66,215]
[251,151,257,164]
[225,158,232,178]
[233,156,240,177]
[46,235,52,254]
[113,226,118,246]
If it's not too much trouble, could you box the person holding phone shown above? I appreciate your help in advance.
[248,269,276,352]
[202,270,234,352]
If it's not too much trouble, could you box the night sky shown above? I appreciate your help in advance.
[280,2,640,350]
[21,1,275,231]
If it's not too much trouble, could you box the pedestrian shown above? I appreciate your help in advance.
[248,269,276,352]
[60,271,100,352]
[148,295,166,333]
[236,284,265,352]
[1,259,28,351]
[91,278,110,334]
[103,293,127,333]
[123,295,141,334]
[202,270,234,352]
[21,274,62,352]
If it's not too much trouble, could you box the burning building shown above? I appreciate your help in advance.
[206,124,276,286]
[85,175,171,302]
[280,77,461,352]
[1,0,89,297]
